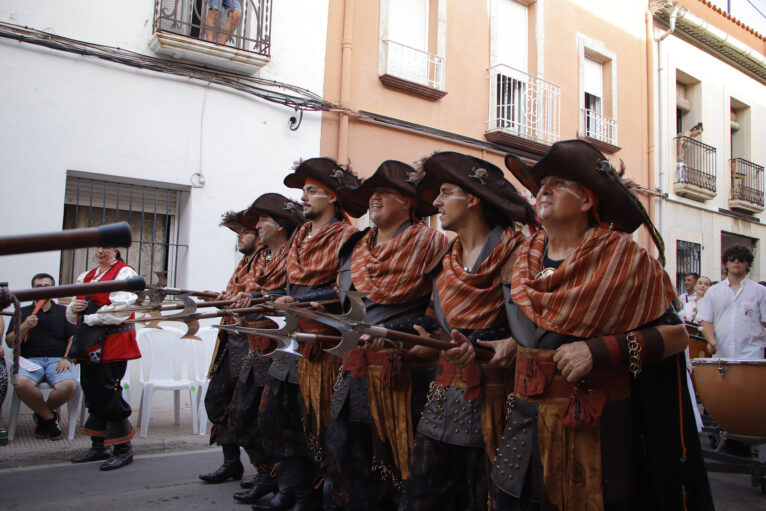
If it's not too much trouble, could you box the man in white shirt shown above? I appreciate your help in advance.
[679,272,699,305]
[697,245,766,360]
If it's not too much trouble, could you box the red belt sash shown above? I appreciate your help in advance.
[514,346,629,429]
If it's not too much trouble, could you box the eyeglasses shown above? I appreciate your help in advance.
[726,256,746,263]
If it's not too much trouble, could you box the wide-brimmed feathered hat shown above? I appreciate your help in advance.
[416,152,537,226]
[504,139,666,263]
[241,193,306,234]
[219,209,250,233]
[337,160,438,219]
[283,158,365,217]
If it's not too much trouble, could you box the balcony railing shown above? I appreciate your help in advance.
[380,39,445,92]
[582,108,617,147]
[730,158,764,210]
[487,64,560,147]
[153,0,272,57]
[674,136,717,198]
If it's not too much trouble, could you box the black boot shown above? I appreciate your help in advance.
[251,458,320,511]
[199,444,244,483]
[100,441,133,471]
[71,436,112,463]
[234,469,278,503]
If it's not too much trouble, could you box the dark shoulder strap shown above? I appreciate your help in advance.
[424,237,455,275]
[338,228,369,261]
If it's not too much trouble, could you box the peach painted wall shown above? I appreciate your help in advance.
[320,0,650,188]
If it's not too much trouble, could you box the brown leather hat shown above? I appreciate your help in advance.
[504,139,644,233]
[241,193,306,233]
[337,160,438,218]
[417,152,537,226]
[219,209,250,233]
[505,139,666,263]
[283,158,365,217]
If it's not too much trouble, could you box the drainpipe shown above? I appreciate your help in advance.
[658,4,679,42]
[655,4,679,257]
[337,0,354,164]
[646,11,656,201]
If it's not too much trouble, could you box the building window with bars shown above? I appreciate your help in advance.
[676,240,701,295]
[59,172,188,287]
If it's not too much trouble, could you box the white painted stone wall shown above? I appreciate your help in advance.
[655,31,766,285]
[0,0,330,418]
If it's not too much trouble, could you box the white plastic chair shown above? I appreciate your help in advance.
[136,326,199,437]
[195,327,219,436]
[8,363,82,441]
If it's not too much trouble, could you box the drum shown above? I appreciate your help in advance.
[684,323,709,359]
[691,358,766,439]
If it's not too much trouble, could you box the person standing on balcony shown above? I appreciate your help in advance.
[66,247,141,471]
[676,122,703,182]
[203,0,243,46]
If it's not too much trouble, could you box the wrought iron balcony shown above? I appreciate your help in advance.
[150,0,272,74]
[485,64,560,155]
[729,158,764,213]
[673,136,717,201]
[379,39,446,99]
[581,108,619,153]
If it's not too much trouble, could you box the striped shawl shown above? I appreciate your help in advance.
[351,223,448,305]
[287,221,357,286]
[251,242,289,292]
[511,227,676,338]
[436,227,525,330]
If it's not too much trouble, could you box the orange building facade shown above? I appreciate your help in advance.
[317,1,654,230]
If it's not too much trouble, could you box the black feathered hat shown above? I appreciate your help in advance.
[416,152,538,227]
[337,160,438,218]
[283,158,365,218]
[241,193,306,234]
[219,209,250,233]
[504,139,666,264]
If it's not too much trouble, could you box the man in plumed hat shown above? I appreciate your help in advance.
[224,194,307,504]
[404,152,537,511]
[200,209,263,485]
[254,158,359,511]
[322,161,448,510]
[484,140,713,510]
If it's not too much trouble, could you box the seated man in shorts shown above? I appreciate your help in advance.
[6,273,77,440]
[203,0,243,46]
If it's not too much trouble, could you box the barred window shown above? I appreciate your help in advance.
[675,240,701,294]
[60,171,189,287]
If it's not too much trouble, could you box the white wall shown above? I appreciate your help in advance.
[0,0,330,415]
[656,32,766,283]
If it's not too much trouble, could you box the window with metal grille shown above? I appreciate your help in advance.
[676,240,701,294]
[59,171,189,287]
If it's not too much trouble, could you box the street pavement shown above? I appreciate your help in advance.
[0,449,763,510]
[0,449,259,511]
